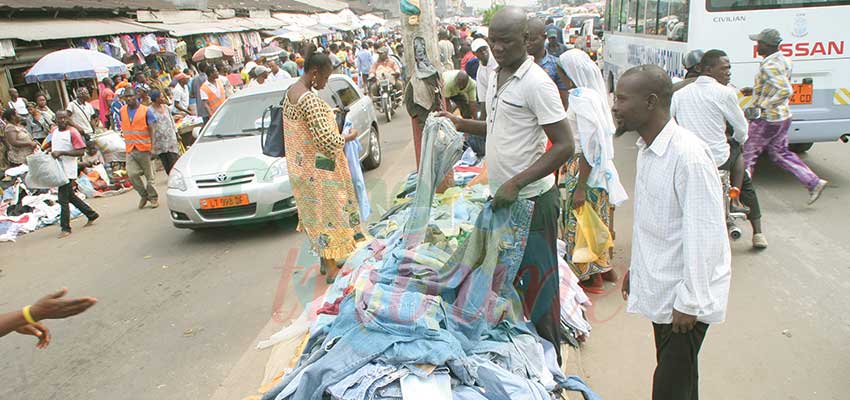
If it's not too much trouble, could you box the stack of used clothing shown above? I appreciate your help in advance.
[257,118,599,400]
[0,180,82,242]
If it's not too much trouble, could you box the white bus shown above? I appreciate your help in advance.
[601,0,850,151]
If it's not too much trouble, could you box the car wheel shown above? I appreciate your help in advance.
[788,142,813,153]
[363,125,382,170]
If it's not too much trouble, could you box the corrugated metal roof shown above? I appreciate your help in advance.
[139,16,285,36]
[0,18,163,41]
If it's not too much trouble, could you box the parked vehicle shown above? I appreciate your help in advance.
[166,75,381,229]
[575,18,603,61]
[562,14,602,44]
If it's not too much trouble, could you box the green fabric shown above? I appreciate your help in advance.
[442,70,477,102]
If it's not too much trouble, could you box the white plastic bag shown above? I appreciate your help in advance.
[24,152,69,189]
[93,130,125,153]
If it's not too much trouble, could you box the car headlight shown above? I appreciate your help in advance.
[168,169,188,191]
[264,159,288,181]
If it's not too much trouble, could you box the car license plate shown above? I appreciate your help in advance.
[790,82,813,105]
[200,194,249,209]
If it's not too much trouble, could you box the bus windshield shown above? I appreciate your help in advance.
[708,0,850,11]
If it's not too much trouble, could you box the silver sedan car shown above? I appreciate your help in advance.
[166,75,381,229]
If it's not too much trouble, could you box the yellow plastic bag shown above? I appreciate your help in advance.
[572,204,613,264]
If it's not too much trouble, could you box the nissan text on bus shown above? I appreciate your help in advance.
[601,0,850,152]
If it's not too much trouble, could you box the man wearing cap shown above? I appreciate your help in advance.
[545,17,564,45]
[546,30,568,58]
[248,66,271,88]
[368,48,402,98]
[171,73,192,115]
[672,49,705,92]
[119,88,159,210]
[472,38,498,121]
[742,28,828,205]
[528,18,569,108]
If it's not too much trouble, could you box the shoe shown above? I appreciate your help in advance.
[84,213,99,227]
[752,233,768,249]
[807,179,828,205]
[138,198,148,209]
[149,199,160,209]
[58,231,71,239]
[730,200,751,214]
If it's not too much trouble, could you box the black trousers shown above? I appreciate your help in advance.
[514,186,562,364]
[158,152,180,175]
[58,180,98,233]
[652,322,709,400]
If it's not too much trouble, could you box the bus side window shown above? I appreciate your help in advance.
[667,0,689,42]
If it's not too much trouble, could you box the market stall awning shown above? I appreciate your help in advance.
[141,16,287,37]
[0,18,163,42]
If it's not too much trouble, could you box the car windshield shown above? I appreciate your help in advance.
[200,92,282,141]
[572,15,601,28]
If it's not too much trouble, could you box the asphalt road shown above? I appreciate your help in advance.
[567,135,850,399]
[1,110,848,399]
[0,110,417,400]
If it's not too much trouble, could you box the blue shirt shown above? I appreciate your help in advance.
[537,51,568,91]
[126,106,157,126]
[356,49,373,75]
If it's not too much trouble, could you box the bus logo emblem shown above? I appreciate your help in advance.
[792,14,808,38]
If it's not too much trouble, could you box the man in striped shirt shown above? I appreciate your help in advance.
[742,28,827,205]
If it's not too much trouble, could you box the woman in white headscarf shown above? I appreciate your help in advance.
[556,49,628,292]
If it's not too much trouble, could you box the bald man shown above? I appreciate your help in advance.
[527,18,569,108]
[439,6,575,365]
[616,65,730,400]
[442,69,477,119]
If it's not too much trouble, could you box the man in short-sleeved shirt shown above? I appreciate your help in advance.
[51,110,99,238]
[66,88,97,138]
[439,8,575,365]
[442,70,477,119]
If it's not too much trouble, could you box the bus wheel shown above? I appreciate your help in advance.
[789,143,813,153]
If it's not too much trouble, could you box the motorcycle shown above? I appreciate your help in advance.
[719,170,747,240]
[370,74,402,122]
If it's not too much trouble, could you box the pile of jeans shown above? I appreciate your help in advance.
[261,118,599,400]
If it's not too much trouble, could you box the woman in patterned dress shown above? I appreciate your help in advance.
[556,49,628,293]
[284,44,363,283]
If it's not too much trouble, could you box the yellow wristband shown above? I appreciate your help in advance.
[22,305,37,324]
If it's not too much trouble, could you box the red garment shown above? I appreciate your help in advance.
[454,165,483,173]
[460,52,475,71]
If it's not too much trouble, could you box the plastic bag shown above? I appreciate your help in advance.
[92,130,125,153]
[24,152,69,189]
[572,204,613,264]
[77,175,96,198]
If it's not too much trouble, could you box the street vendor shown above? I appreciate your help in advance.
[439,7,575,364]
[171,73,192,115]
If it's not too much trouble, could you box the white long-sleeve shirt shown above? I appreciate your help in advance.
[671,75,749,167]
[627,119,732,325]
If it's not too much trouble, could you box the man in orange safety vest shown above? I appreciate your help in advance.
[120,88,159,209]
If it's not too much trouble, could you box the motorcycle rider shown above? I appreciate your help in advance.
[368,47,402,99]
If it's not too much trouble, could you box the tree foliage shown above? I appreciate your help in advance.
[482,5,505,26]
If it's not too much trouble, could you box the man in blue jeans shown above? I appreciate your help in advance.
[440,7,575,364]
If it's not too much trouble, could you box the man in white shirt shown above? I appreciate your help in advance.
[440,7,575,365]
[171,73,192,115]
[52,111,99,239]
[267,58,292,82]
[672,49,767,249]
[66,88,98,140]
[616,65,731,400]
[7,88,29,118]
[472,38,498,121]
